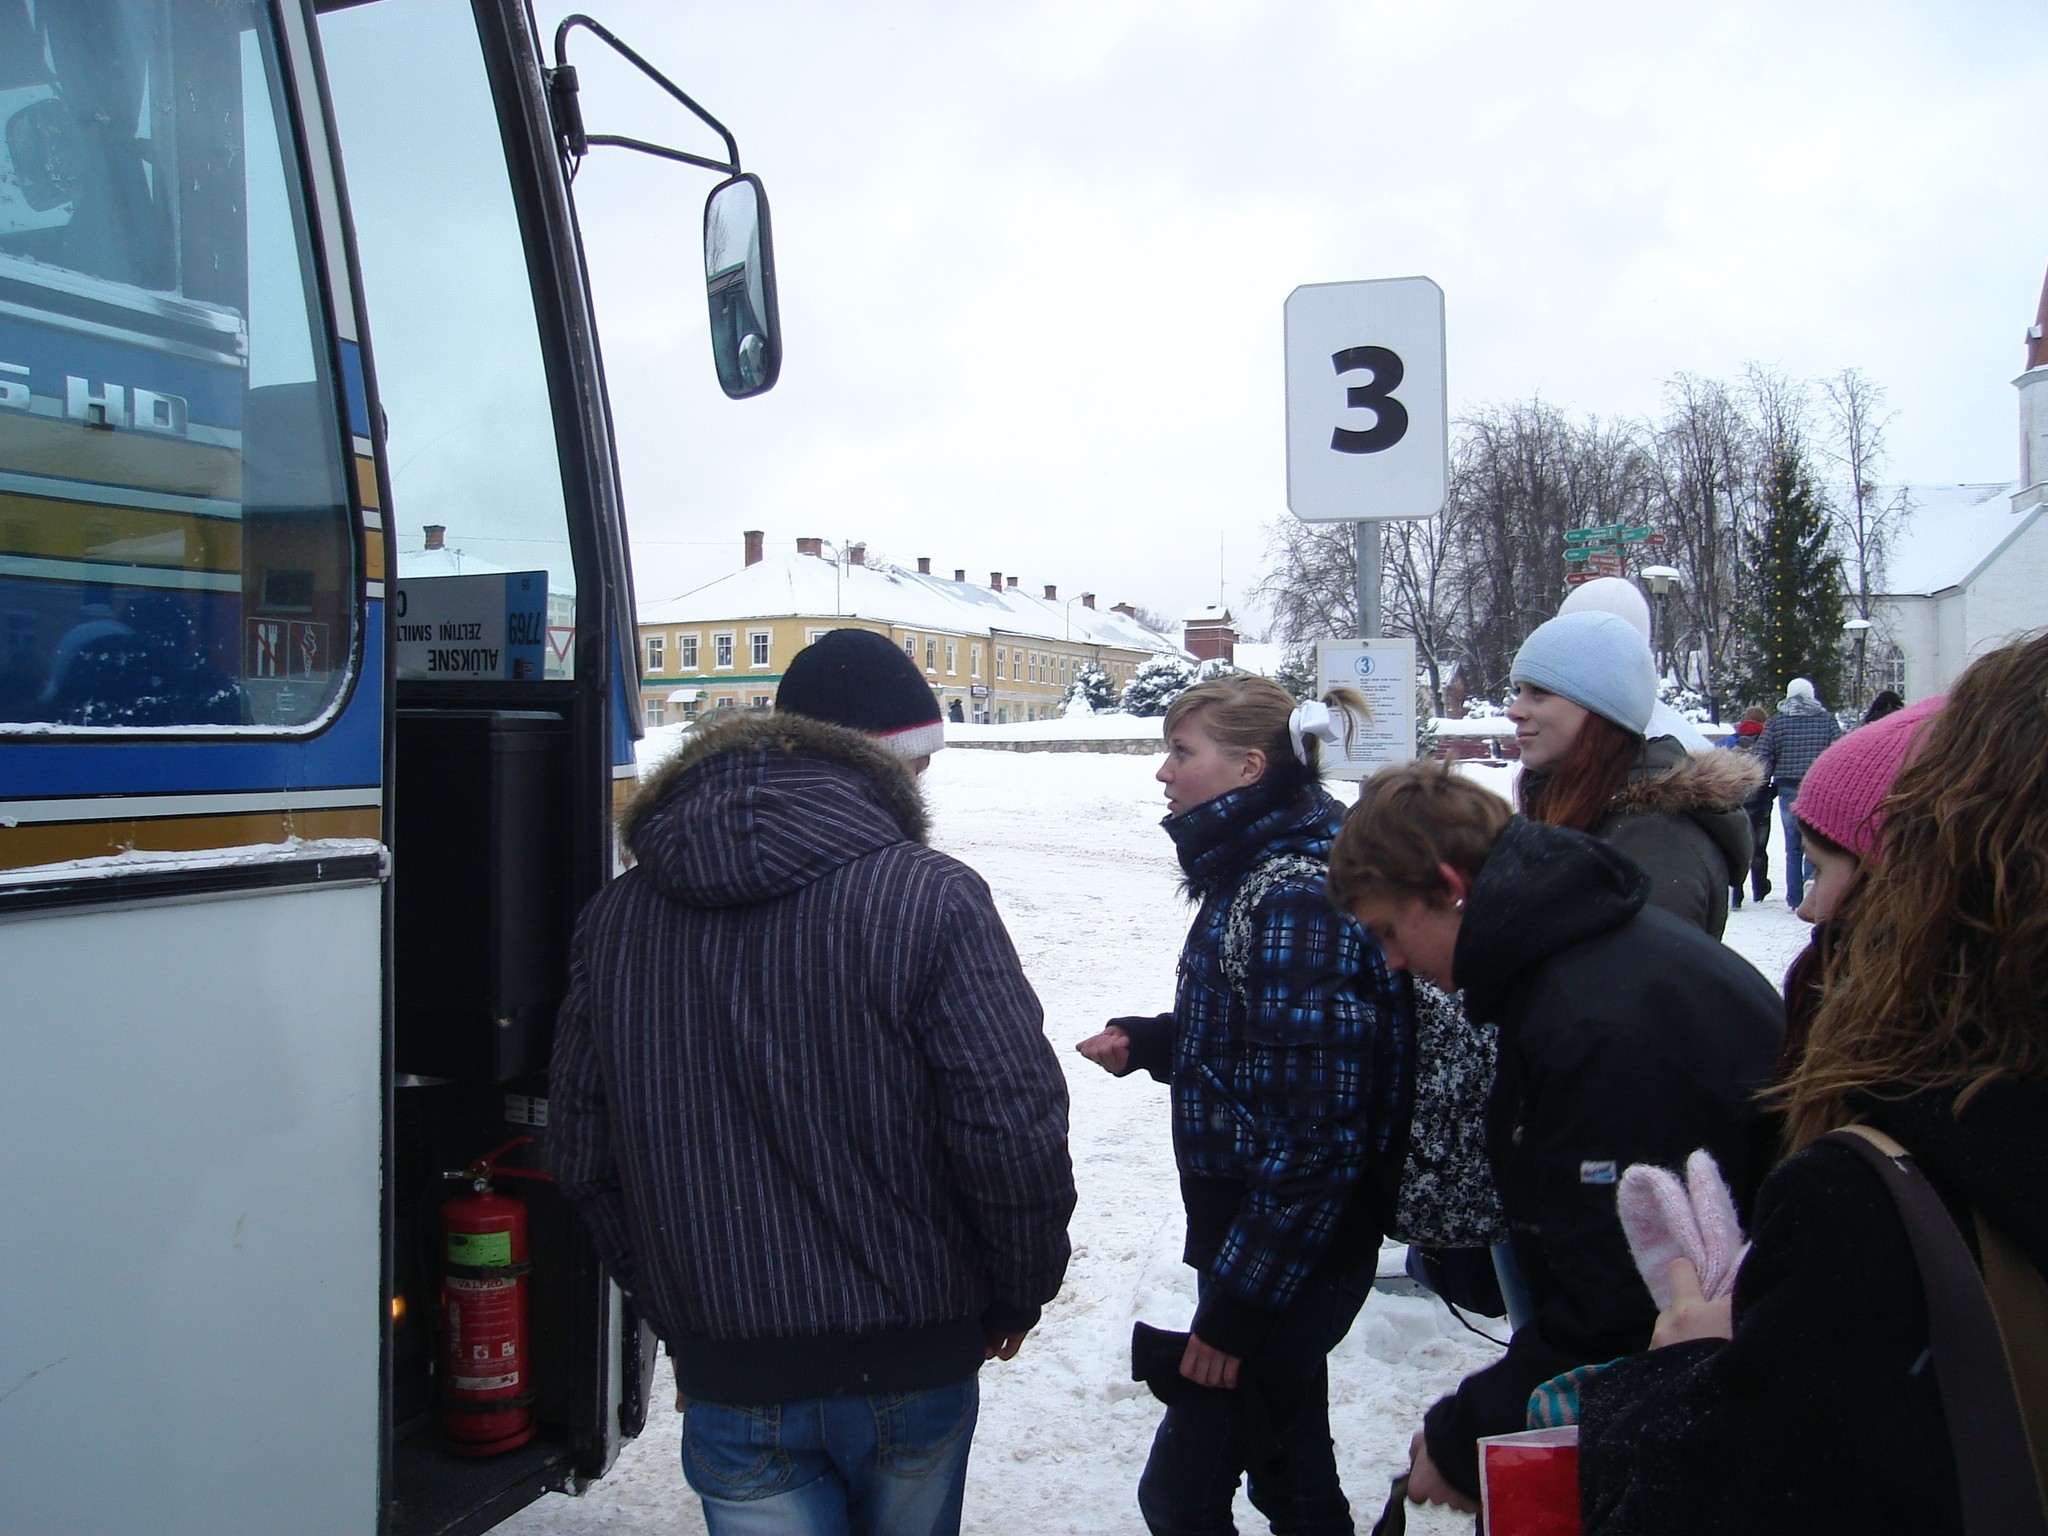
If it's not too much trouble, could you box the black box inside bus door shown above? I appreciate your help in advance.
[394,710,571,1081]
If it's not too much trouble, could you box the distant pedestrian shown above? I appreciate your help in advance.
[1861,687,1905,724]
[1328,763,1781,1518]
[1728,706,1773,908]
[1508,611,1759,937]
[1076,675,1410,1536]
[1753,678,1842,908]
[552,628,1075,1536]
[1577,632,2048,1536]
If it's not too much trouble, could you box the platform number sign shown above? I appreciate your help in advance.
[1284,278,1447,522]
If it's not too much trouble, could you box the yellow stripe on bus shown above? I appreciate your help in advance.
[0,490,244,572]
[0,413,241,501]
[0,807,383,872]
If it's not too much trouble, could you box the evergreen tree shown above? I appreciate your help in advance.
[1272,646,1318,702]
[1119,655,1197,717]
[1733,447,1846,709]
[1064,662,1116,714]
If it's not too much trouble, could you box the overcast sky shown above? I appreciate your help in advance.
[542,0,2048,631]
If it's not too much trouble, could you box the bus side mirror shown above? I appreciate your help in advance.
[703,173,781,398]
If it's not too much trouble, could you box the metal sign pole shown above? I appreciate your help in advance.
[1355,520,1381,640]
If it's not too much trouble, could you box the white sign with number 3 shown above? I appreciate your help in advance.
[1284,277,1447,522]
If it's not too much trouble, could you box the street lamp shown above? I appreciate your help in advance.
[1640,565,1684,680]
[1845,616,1872,711]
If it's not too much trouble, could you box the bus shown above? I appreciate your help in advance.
[0,2,778,1531]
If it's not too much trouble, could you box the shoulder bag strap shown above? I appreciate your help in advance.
[1979,1212,2048,1511]
[1826,1124,2048,1536]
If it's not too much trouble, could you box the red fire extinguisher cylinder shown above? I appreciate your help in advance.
[439,1156,538,1456]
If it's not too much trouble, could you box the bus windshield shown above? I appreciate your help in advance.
[0,0,354,731]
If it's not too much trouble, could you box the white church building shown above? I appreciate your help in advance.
[1865,270,2048,701]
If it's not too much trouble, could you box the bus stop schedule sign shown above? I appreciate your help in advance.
[393,571,549,681]
[1284,278,1446,522]
[1315,637,1417,780]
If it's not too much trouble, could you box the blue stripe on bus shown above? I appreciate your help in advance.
[338,341,370,441]
[0,313,244,428]
[0,606,383,798]
[611,649,637,765]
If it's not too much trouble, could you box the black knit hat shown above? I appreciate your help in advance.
[777,628,945,760]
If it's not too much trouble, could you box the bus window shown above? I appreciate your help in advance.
[321,0,578,681]
[0,0,355,730]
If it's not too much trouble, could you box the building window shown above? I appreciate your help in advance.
[681,697,700,719]
[996,706,1008,724]
[1877,643,1907,697]
[714,696,736,710]
[679,633,699,670]
[645,697,665,726]
[645,633,664,673]
[996,648,1006,681]
[807,628,828,645]
[749,630,771,667]
[945,641,957,675]
[714,632,735,669]
[925,638,938,673]
[971,645,982,679]
[750,694,772,710]
[905,634,918,661]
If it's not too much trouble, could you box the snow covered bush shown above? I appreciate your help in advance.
[1119,654,1198,717]
[1065,662,1116,715]
[1659,677,1713,724]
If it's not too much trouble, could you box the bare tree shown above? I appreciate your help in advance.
[1382,504,1468,715]
[1650,374,1752,717]
[1251,519,1359,644]
[1820,367,1904,625]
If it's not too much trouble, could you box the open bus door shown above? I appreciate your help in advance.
[0,2,776,1532]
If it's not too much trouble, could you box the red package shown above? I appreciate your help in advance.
[1479,1427,1581,1536]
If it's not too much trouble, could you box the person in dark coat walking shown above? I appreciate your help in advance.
[1508,612,1759,938]
[1326,764,1782,1515]
[1577,631,2048,1536]
[1753,676,1842,908]
[551,629,1075,1536]
[1076,675,1411,1536]
[1728,706,1773,908]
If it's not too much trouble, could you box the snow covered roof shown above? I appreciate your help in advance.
[1183,604,1234,626]
[639,551,1188,656]
[395,545,510,578]
[1874,482,2030,597]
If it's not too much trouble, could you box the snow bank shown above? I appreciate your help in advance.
[515,747,1810,1536]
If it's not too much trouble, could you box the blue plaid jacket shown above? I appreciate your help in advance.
[1126,779,1409,1351]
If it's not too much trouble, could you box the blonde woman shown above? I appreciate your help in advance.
[1077,676,1411,1536]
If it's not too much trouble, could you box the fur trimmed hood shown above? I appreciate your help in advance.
[621,711,929,907]
[1611,736,1764,819]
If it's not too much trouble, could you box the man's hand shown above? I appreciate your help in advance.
[1177,1332,1240,1390]
[1651,1257,1734,1349]
[1074,1027,1131,1075]
[1407,1429,1480,1513]
[984,1331,1027,1361]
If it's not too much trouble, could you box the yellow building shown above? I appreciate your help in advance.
[635,532,1184,727]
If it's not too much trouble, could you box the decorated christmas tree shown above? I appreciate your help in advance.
[1733,447,1846,710]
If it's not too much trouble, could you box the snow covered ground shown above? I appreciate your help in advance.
[505,743,1812,1536]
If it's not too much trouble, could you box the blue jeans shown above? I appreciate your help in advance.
[680,1379,979,1536]
[1777,784,1812,906]
[1137,1260,1374,1536]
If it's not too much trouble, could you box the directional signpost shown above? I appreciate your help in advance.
[1562,523,1663,586]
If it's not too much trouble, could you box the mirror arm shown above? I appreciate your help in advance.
[583,134,736,177]
[551,14,743,174]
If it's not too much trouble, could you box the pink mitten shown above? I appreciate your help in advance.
[1617,1162,1703,1310]
[1682,1149,1749,1300]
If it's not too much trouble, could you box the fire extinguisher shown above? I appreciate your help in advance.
[439,1136,548,1457]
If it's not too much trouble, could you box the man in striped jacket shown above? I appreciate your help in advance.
[551,630,1074,1536]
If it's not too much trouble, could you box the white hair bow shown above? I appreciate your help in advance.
[1289,700,1344,765]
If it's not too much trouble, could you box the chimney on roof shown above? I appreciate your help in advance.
[917,557,931,575]
[423,524,445,551]
[1082,593,1095,609]
[1112,601,1137,618]
[1043,584,1057,600]
[954,569,965,582]
[1006,576,1018,589]
[796,537,823,557]
[849,544,866,567]
[744,529,764,566]
[991,572,1003,591]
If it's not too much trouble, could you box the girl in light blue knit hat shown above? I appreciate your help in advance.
[1506,611,1759,939]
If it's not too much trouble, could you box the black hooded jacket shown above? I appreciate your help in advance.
[550,712,1075,1404]
[1579,1076,2048,1536]
[1419,817,1784,1498]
